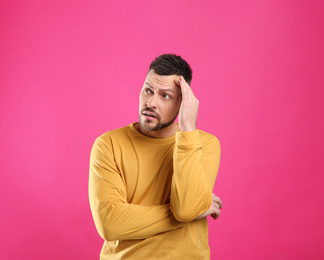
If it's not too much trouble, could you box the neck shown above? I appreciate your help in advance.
[135,122,180,139]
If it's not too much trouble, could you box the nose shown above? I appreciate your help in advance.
[147,93,158,109]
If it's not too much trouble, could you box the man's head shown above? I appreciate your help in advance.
[138,54,193,134]
[149,54,192,85]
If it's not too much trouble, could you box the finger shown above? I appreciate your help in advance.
[212,195,223,209]
[218,199,223,209]
[180,76,191,93]
[180,76,198,105]
[179,76,189,98]
[180,80,197,111]
[213,201,220,209]
[174,78,181,87]
[211,208,221,220]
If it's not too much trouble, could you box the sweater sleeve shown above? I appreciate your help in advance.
[170,130,221,222]
[89,136,183,241]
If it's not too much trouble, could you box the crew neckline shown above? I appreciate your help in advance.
[128,122,178,144]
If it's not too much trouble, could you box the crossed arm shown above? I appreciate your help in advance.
[170,130,221,222]
[89,137,184,241]
[89,134,221,241]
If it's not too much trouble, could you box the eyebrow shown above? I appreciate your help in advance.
[145,82,176,94]
[161,88,175,94]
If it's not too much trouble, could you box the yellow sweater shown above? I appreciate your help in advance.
[89,123,221,259]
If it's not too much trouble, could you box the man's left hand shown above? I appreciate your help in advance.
[195,194,223,220]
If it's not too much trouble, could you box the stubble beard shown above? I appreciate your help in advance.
[139,110,179,132]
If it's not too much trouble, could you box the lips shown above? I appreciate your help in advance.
[142,109,159,120]
[143,111,157,118]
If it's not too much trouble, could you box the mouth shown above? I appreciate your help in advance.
[142,110,158,120]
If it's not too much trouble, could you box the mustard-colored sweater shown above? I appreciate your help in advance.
[89,123,220,260]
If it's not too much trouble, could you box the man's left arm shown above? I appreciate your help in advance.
[170,76,221,222]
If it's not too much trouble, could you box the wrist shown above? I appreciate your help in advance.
[180,126,197,132]
[181,128,197,132]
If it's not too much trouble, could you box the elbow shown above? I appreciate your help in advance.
[171,207,197,222]
[92,204,124,241]
[95,210,123,241]
[171,195,212,222]
[97,224,120,241]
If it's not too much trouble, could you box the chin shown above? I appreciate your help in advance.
[140,120,160,132]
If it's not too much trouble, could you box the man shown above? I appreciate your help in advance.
[89,54,222,259]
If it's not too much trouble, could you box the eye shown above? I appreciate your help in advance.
[145,88,153,94]
[163,94,170,99]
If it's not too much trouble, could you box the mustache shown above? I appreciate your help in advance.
[141,107,160,120]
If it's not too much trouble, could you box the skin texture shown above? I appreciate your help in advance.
[134,69,222,219]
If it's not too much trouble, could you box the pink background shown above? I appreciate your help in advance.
[1,0,324,259]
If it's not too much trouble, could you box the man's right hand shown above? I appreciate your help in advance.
[196,194,222,220]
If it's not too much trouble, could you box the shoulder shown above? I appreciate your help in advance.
[97,125,129,141]
[92,125,130,149]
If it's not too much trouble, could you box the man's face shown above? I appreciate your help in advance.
[139,70,182,132]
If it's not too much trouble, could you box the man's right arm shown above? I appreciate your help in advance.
[88,136,183,241]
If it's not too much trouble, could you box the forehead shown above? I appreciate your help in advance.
[145,70,179,90]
